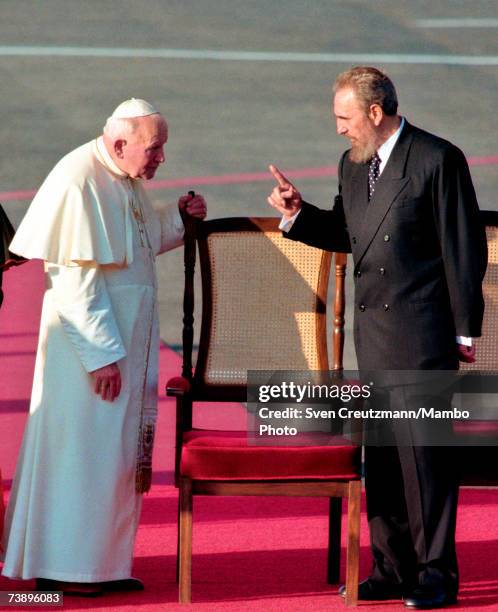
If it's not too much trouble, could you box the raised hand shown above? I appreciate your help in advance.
[267,164,302,219]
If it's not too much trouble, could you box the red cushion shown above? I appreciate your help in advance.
[180,430,361,481]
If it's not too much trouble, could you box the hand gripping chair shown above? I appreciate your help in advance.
[456,210,498,485]
[166,216,361,605]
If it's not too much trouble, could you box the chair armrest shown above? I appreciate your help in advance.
[166,376,192,397]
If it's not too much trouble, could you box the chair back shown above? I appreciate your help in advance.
[182,217,346,401]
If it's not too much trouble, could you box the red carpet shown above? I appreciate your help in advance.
[1,261,498,610]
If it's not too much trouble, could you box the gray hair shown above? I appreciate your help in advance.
[334,66,398,116]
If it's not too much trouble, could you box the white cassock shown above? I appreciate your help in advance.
[1,137,184,581]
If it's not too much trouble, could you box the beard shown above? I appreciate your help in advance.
[348,137,377,164]
[348,119,379,163]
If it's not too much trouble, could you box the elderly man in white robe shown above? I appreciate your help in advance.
[1,99,206,596]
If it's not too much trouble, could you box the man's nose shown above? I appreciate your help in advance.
[157,148,166,163]
[336,121,347,135]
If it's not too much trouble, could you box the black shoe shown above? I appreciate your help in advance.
[99,578,144,592]
[339,577,404,601]
[403,586,457,609]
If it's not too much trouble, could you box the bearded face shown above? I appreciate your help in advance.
[334,87,380,164]
[348,118,378,163]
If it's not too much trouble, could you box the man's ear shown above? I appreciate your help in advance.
[114,139,126,158]
[368,104,383,127]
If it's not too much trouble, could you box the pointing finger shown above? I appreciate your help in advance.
[269,164,291,189]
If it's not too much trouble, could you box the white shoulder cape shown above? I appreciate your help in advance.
[10,140,134,266]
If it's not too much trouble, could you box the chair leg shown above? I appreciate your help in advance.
[344,480,361,606]
[179,477,193,604]
[327,497,342,584]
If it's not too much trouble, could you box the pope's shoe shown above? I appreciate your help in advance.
[100,577,144,592]
[35,578,104,597]
[339,577,404,601]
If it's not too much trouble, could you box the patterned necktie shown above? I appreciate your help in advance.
[368,152,381,201]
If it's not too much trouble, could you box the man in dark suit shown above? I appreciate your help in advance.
[267,66,487,609]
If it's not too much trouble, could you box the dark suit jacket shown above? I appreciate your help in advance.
[286,121,487,370]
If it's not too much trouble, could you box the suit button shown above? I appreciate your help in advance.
[383,304,390,311]
[359,304,366,312]
[379,267,386,275]
[352,237,357,244]
[355,270,361,277]
[383,234,390,242]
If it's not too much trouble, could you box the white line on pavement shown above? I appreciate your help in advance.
[415,18,498,28]
[0,46,497,66]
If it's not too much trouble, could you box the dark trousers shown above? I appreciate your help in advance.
[364,386,459,593]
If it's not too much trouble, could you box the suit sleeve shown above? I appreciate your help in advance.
[434,145,487,337]
[284,151,351,253]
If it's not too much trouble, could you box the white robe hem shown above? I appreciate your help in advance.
[1,566,133,582]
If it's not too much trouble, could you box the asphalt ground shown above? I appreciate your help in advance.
[1,0,497,368]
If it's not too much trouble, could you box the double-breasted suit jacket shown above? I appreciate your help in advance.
[286,120,487,372]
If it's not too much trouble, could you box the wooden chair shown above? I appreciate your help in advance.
[456,210,498,485]
[166,217,361,605]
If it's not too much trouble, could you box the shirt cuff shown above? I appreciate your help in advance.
[456,336,472,346]
[279,209,302,232]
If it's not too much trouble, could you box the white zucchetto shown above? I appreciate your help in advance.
[110,98,159,119]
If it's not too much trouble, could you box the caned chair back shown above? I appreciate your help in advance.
[461,211,498,373]
[185,218,344,401]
